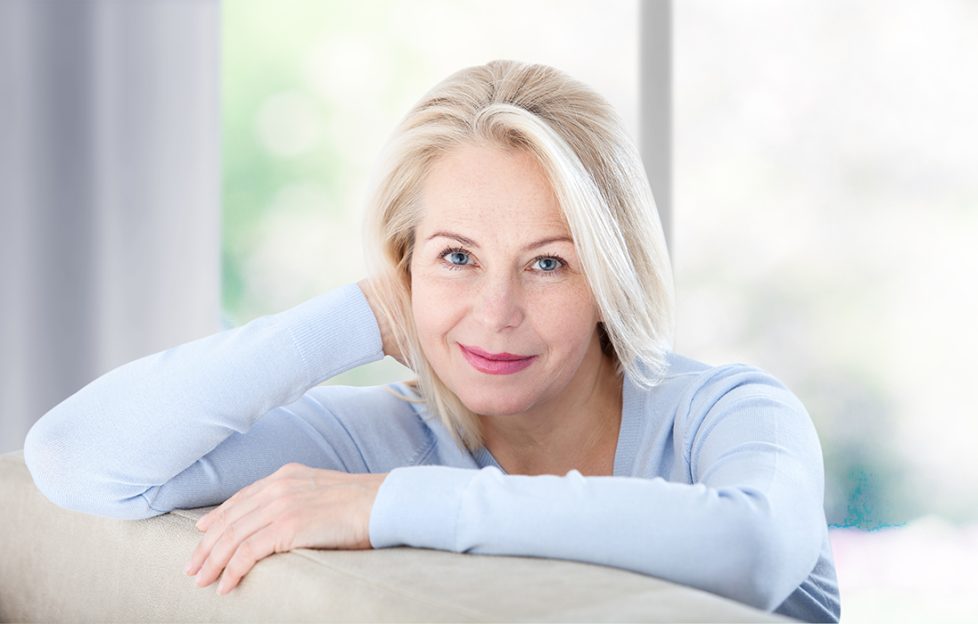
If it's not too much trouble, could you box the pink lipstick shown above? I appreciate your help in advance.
[459,344,537,375]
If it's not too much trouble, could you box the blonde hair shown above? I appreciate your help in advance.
[362,59,674,453]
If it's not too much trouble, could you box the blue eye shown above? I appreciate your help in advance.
[447,251,469,265]
[439,246,471,270]
[534,257,563,272]
[437,246,567,276]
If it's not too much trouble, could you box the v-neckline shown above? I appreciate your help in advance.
[473,370,638,477]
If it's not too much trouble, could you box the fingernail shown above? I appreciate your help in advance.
[183,561,193,575]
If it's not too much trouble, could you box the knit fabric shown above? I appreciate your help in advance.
[24,282,840,622]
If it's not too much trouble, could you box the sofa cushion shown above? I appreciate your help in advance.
[1,450,794,622]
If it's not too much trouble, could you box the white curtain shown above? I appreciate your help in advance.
[0,0,221,453]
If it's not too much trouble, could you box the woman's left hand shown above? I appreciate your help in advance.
[183,462,388,595]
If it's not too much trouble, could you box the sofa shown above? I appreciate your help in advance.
[1,450,795,622]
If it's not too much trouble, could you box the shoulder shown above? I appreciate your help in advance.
[632,351,812,446]
[643,351,803,411]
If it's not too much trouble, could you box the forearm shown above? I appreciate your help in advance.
[24,283,384,517]
[370,465,822,611]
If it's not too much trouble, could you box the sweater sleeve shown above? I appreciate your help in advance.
[368,365,827,613]
[23,283,386,520]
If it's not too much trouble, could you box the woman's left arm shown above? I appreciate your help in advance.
[369,367,827,612]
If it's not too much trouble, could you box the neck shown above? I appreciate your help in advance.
[480,349,624,477]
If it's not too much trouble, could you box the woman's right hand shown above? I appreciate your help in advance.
[357,277,406,367]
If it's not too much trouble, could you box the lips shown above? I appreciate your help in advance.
[459,344,537,375]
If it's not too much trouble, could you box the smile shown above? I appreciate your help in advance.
[459,344,537,375]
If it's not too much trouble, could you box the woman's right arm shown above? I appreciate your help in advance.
[24,282,392,520]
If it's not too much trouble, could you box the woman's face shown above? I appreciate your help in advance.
[409,142,605,417]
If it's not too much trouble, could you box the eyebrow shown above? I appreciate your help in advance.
[425,230,574,252]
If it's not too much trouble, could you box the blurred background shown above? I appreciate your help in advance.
[2,1,976,622]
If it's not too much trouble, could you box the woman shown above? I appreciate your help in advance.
[24,60,841,622]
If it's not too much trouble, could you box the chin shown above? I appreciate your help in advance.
[454,385,537,417]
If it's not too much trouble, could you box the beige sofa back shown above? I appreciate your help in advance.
[1,450,793,622]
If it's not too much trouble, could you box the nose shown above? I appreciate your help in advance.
[473,271,525,331]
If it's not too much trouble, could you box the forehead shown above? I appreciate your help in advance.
[418,143,568,234]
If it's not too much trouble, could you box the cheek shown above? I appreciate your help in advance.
[530,293,600,347]
[411,274,461,344]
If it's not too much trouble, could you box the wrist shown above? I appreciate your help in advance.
[361,472,388,550]
[356,278,404,365]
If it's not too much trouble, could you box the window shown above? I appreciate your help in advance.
[222,0,639,386]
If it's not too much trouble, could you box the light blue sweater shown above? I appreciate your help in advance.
[24,283,840,622]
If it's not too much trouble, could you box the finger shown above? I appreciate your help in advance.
[187,507,231,576]
[195,507,219,533]
[197,486,252,531]
[194,508,275,589]
[187,495,266,579]
[199,466,301,531]
[189,474,313,575]
[216,525,285,595]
